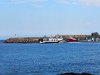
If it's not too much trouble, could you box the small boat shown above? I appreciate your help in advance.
[67,36,77,42]
[40,41,59,43]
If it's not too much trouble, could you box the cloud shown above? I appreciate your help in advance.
[2,0,48,7]
[79,0,100,6]
[57,0,69,4]
[1,0,100,7]
[57,0,100,6]
[8,0,48,3]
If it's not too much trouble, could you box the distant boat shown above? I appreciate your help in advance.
[67,36,77,42]
[40,36,65,44]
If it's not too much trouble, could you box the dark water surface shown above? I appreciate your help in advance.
[0,42,100,75]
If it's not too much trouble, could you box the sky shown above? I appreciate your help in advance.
[0,0,100,39]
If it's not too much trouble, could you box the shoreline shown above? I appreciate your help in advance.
[4,33,100,43]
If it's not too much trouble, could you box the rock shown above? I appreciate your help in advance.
[59,72,93,75]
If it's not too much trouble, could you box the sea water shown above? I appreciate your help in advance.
[0,42,100,75]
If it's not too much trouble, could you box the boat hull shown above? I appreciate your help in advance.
[40,41,59,44]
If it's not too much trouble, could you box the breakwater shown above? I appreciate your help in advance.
[4,37,42,43]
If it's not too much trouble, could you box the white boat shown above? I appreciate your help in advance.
[40,36,65,44]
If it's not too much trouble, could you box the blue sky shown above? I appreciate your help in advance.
[0,0,100,39]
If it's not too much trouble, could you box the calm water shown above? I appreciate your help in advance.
[0,42,100,75]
